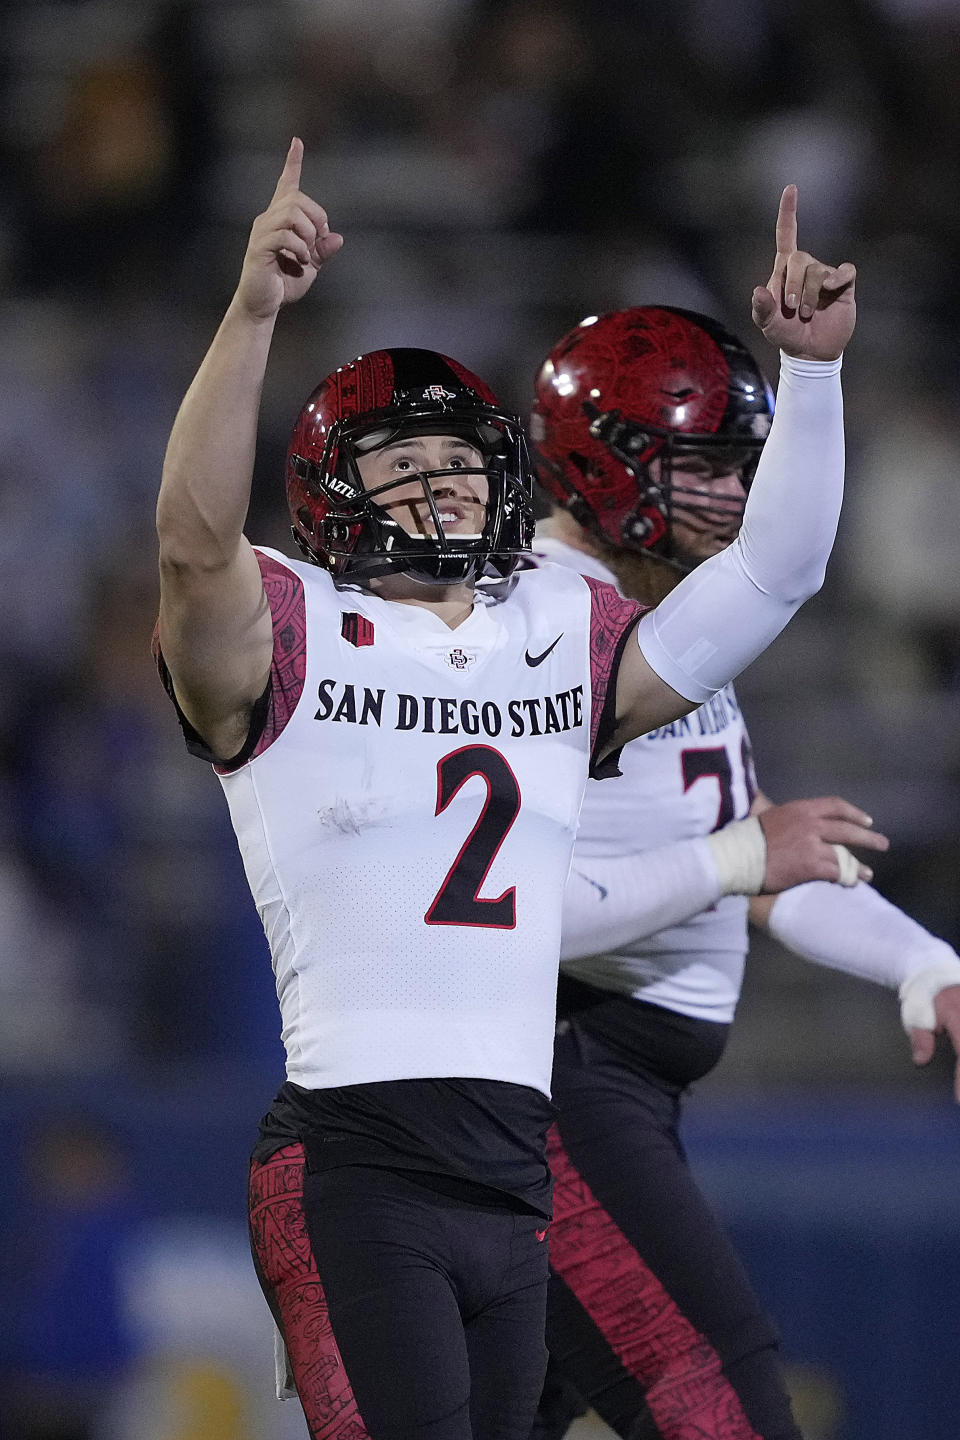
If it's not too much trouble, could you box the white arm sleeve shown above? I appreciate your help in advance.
[636,352,844,703]
[560,817,769,961]
[561,838,723,961]
[765,879,960,996]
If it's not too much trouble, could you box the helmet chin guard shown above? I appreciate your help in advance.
[530,307,774,570]
[286,349,535,584]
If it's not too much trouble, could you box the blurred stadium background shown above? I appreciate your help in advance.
[1,2,959,1437]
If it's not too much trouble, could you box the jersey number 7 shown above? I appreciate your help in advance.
[680,737,757,832]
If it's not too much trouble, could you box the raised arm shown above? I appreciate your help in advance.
[600,185,857,755]
[156,139,342,759]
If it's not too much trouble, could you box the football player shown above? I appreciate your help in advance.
[154,139,871,1440]
[526,304,960,1440]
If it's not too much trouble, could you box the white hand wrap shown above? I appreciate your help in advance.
[637,353,844,703]
[899,961,960,1033]
[705,816,767,897]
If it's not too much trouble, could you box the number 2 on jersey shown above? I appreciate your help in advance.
[425,745,520,929]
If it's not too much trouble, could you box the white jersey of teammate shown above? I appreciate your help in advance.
[216,545,639,1098]
[533,535,754,1025]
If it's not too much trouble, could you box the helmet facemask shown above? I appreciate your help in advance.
[291,402,534,585]
[584,404,765,573]
[530,306,775,577]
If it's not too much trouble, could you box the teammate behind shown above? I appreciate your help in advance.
[155,141,867,1440]
[526,304,960,1440]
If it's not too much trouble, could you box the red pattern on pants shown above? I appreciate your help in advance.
[248,1143,370,1440]
[546,1124,763,1440]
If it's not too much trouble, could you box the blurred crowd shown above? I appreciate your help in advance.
[2,0,960,1102]
[4,3,960,1438]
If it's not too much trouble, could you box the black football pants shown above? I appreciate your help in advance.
[531,1019,803,1440]
[249,1146,550,1440]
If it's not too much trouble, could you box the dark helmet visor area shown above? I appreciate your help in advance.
[339,462,496,583]
[293,400,535,584]
[665,436,761,528]
[587,406,767,569]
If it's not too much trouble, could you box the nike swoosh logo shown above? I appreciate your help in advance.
[525,633,563,667]
[574,870,608,901]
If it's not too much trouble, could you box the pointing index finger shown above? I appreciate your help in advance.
[273,136,304,199]
[775,184,798,259]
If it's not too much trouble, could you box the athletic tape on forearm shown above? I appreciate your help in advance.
[560,836,723,961]
[705,816,767,897]
[766,880,960,1003]
[636,353,844,704]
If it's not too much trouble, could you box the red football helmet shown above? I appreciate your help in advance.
[287,347,535,584]
[530,307,774,567]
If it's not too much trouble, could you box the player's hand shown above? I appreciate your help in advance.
[235,138,343,321]
[908,985,960,1104]
[753,795,888,892]
[751,185,856,360]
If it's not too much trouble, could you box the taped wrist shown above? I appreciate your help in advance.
[705,816,767,897]
[899,957,960,1033]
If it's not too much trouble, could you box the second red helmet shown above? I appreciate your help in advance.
[530,307,774,566]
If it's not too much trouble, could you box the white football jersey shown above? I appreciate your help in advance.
[215,546,642,1096]
[533,536,755,1024]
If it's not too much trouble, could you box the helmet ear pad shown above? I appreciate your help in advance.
[530,307,773,566]
[286,348,535,583]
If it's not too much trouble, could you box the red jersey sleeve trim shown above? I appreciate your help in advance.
[584,576,647,778]
[243,551,308,767]
[152,550,307,771]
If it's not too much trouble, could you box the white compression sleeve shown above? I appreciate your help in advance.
[560,818,766,961]
[561,838,723,961]
[636,353,844,703]
[765,880,960,993]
